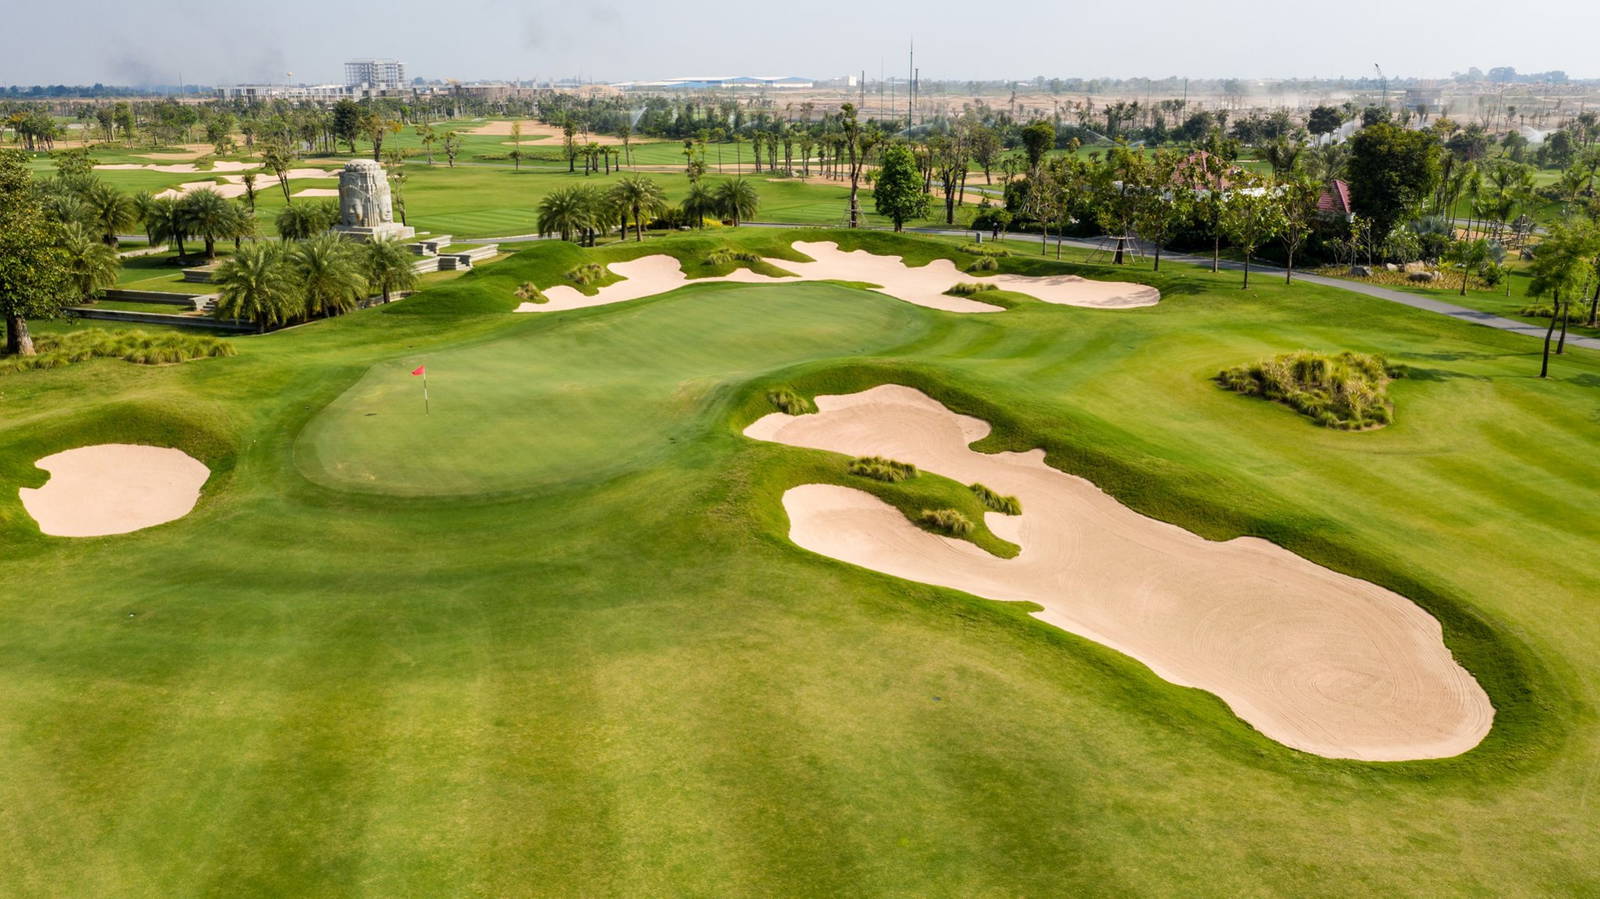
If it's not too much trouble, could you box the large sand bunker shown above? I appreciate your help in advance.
[19,444,209,537]
[152,168,333,201]
[469,118,627,145]
[515,241,1159,314]
[745,386,1493,760]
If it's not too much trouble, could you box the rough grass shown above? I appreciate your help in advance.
[961,243,1010,257]
[767,387,815,415]
[707,247,763,266]
[848,455,919,482]
[513,282,548,304]
[1217,350,1399,430]
[0,329,234,373]
[917,507,974,536]
[967,256,1000,272]
[970,482,1023,515]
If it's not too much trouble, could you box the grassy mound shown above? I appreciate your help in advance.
[1,329,235,374]
[918,507,974,536]
[1217,350,1399,430]
[969,482,1022,515]
[767,388,815,416]
[849,456,919,482]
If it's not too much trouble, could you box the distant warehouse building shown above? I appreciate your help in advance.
[620,75,814,91]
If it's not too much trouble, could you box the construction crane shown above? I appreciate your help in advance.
[1374,63,1387,112]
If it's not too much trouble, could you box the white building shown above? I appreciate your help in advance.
[344,59,406,89]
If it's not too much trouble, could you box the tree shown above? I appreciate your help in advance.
[1277,176,1323,284]
[538,187,588,242]
[840,104,880,228]
[1528,220,1600,376]
[610,175,668,242]
[1131,150,1187,270]
[873,144,927,232]
[275,201,337,241]
[261,141,295,204]
[442,131,461,168]
[143,195,189,258]
[1446,238,1491,296]
[681,181,717,227]
[213,241,294,330]
[0,150,73,356]
[969,123,1002,184]
[1020,120,1055,173]
[290,233,367,318]
[331,99,362,154]
[416,124,437,165]
[509,121,524,171]
[83,181,135,246]
[1307,105,1342,140]
[714,178,760,227]
[177,188,234,261]
[361,237,419,303]
[59,222,120,301]
[1217,175,1286,288]
[1346,123,1441,240]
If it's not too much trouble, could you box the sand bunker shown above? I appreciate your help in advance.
[292,188,341,198]
[154,168,333,200]
[745,386,1493,760]
[19,444,210,537]
[469,118,626,145]
[515,241,1159,314]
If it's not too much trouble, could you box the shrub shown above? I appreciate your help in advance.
[1217,350,1400,430]
[1,329,234,374]
[566,262,607,285]
[967,256,999,272]
[514,282,548,304]
[960,243,1010,258]
[707,248,763,266]
[918,508,974,536]
[767,387,815,415]
[848,455,918,482]
[946,281,988,296]
[969,483,1022,515]
[1517,304,1580,320]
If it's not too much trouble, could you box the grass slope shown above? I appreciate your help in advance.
[1,228,1598,895]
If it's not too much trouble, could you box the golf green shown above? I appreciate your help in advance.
[2,229,1598,895]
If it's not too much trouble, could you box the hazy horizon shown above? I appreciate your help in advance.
[4,0,1596,87]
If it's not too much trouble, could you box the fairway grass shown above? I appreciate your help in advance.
[2,228,1598,894]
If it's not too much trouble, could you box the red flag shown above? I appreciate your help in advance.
[411,365,426,376]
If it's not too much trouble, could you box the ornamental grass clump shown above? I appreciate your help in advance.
[967,256,1000,272]
[1217,350,1400,430]
[946,281,988,296]
[707,248,762,266]
[2,329,234,373]
[961,243,1010,258]
[848,456,918,482]
[969,483,1022,515]
[566,262,607,285]
[767,388,815,415]
[514,282,548,303]
[918,508,974,536]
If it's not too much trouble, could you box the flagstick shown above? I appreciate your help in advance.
[423,369,430,415]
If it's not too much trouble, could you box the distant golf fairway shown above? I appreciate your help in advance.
[3,229,1599,894]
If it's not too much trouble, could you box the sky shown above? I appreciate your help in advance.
[3,0,1595,87]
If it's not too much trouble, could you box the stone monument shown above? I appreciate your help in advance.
[333,159,414,241]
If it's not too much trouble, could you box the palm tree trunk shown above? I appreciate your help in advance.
[5,314,35,356]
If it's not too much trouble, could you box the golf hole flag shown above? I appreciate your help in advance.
[412,364,429,414]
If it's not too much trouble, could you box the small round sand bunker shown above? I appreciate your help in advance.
[19,444,210,537]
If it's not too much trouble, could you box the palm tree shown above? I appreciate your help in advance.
[573,185,617,245]
[130,192,161,244]
[681,181,716,228]
[609,175,668,241]
[290,233,367,318]
[361,237,419,303]
[275,202,335,241]
[178,188,234,261]
[538,187,588,243]
[143,195,189,258]
[213,241,295,330]
[84,182,135,246]
[714,178,760,227]
[59,222,121,301]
